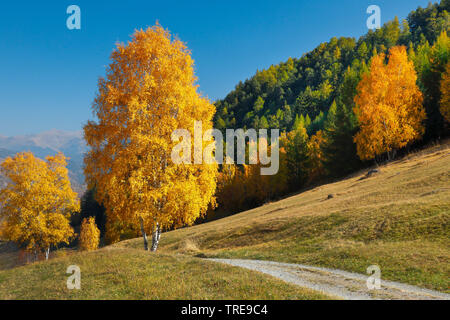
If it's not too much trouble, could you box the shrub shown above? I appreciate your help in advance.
[79,217,100,251]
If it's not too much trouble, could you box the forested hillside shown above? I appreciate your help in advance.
[214,1,449,138]
[208,1,449,219]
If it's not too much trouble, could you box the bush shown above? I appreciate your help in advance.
[79,217,100,251]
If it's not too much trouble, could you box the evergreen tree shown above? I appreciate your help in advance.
[259,116,269,129]
[322,103,361,177]
[79,188,107,237]
[415,32,450,139]
[305,114,312,128]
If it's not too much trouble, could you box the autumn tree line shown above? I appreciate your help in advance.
[213,41,449,217]
[211,2,450,217]
[0,2,449,258]
[1,25,217,256]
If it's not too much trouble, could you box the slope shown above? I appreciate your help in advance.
[120,141,450,292]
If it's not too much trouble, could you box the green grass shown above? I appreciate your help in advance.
[120,143,450,292]
[0,247,331,300]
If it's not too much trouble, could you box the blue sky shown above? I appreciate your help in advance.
[0,0,438,136]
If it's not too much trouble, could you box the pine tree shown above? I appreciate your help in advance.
[322,103,361,177]
[416,32,450,139]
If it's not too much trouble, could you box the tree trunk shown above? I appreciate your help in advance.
[45,247,50,260]
[140,217,149,251]
[151,223,161,252]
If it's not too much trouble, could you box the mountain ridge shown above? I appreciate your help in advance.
[0,130,86,195]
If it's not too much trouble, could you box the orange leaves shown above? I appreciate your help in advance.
[84,24,217,241]
[0,152,77,253]
[354,46,426,160]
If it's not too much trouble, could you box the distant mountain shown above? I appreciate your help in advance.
[0,148,15,189]
[0,130,87,194]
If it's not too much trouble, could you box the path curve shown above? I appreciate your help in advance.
[210,259,450,300]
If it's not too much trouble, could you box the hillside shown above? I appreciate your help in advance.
[118,141,450,293]
[0,246,330,300]
[0,142,448,299]
[214,1,449,138]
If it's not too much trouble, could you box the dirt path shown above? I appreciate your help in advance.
[210,259,450,300]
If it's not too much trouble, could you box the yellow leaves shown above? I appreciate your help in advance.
[84,24,217,241]
[354,46,426,160]
[0,152,77,252]
[79,217,100,251]
[440,62,450,124]
[308,130,326,181]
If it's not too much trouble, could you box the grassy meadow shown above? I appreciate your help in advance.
[0,142,448,299]
[0,247,331,300]
[118,142,450,292]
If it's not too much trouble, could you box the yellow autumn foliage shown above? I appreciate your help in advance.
[84,24,217,246]
[79,217,100,251]
[354,46,426,160]
[0,152,78,254]
[440,62,450,124]
[308,130,326,182]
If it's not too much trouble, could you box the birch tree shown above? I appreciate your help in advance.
[84,25,217,251]
[0,152,77,260]
[354,46,426,161]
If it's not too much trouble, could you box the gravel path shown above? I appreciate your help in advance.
[210,259,450,300]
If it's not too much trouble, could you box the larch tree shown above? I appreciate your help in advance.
[307,130,325,182]
[283,124,310,190]
[84,25,217,252]
[440,62,450,124]
[354,46,426,161]
[0,152,78,260]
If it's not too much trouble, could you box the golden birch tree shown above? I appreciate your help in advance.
[84,25,217,251]
[0,152,78,260]
[354,46,426,160]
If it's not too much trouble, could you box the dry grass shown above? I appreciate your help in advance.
[120,142,450,292]
[0,241,21,270]
[0,247,331,300]
[1,142,448,298]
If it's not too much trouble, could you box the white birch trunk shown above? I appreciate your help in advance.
[151,223,161,252]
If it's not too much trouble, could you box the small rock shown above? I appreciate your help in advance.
[366,169,380,177]
[327,194,334,200]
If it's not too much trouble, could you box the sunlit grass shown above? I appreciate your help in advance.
[0,248,331,300]
[121,142,450,292]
